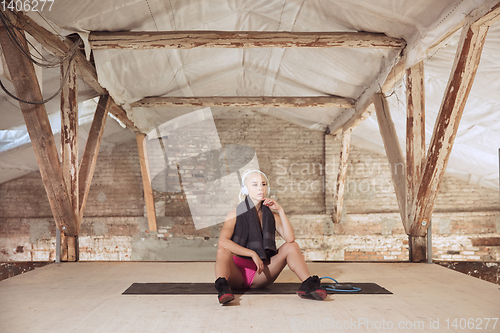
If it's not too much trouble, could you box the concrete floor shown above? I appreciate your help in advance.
[0,262,499,332]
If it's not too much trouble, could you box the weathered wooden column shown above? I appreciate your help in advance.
[407,3,500,262]
[0,12,78,237]
[60,58,79,261]
[79,96,110,221]
[333,129,351,223]
[136,133,157,231]
[406,61,426,262]
[374,93,406,227]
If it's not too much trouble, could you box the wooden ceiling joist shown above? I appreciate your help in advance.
[131,96,355,109]
[0,17,78,236]
[89,31,406,50]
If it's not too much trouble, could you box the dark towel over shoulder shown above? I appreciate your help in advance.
[231,196,277,261]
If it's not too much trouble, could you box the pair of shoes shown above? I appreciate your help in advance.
[214,277,235,304]
[297,275,327,300]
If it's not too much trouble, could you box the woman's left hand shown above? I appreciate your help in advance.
[262,198,282,212]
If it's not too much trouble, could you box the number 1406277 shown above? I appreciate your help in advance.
[1,0,55,12]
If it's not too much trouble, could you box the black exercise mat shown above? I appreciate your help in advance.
[123,282,392,295]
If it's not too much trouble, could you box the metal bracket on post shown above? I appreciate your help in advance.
[56,228,61,263]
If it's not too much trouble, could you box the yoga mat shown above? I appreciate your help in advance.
[123,282,392,295]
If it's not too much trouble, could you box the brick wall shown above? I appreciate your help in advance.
[0,109,499,262]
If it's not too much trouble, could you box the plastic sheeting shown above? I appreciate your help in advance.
[0,0,498,190]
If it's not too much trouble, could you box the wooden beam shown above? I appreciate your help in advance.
[409,13,491,238]
[409,235,426,262]
[89,31,406,50]
[78,95,110,221]
[60,58,79,261]
[136,133,157,231]
[0,15,77,236]
[406,61,425,236]
[61,58,79,227]
[10,10,140,132]
[131,96,355,109]
[329,58,406,136]
[333,130,351,223]
[374,93,406,228]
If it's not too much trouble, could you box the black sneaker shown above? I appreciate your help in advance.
[297,275,327,300]
[214,277,235,304]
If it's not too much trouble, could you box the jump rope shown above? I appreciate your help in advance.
[320,276,362,293]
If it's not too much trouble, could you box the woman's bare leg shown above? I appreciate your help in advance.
[214,247,246,289]
[251,241,310,288]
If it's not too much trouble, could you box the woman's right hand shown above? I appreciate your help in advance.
[251,252,264,274]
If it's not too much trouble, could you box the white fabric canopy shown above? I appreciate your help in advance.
[0,0,498,189]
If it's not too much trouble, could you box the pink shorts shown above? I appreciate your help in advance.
[232,255,257,288]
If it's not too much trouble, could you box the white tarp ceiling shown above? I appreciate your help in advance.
[0,0,499,189]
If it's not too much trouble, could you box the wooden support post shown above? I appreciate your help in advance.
[61,58,79,261]
[60,235,68,261]
[136,133,157,231]
[407,3,499,261]
[409,235,427,263]
[0,13,78,236]
[410,17,491,237]
[333,130,351,223]
[79,95,110,221]
[406,61,426,241]
[374,93,406,227]
[11,10,140,132]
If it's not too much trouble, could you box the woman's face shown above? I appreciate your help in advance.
[245,172,268,201]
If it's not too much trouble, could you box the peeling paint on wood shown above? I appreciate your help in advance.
[333,130,351,223]
[89,31,406,50]
[0,16,78,236]
[406,61,425,236]
[60,59,79,236]
[131,96,355,109]
[410,20,489,237]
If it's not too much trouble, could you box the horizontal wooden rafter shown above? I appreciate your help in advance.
[131,96,355,109]
[89,31,406,50]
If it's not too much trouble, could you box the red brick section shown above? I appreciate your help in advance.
[344,249,409,261]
